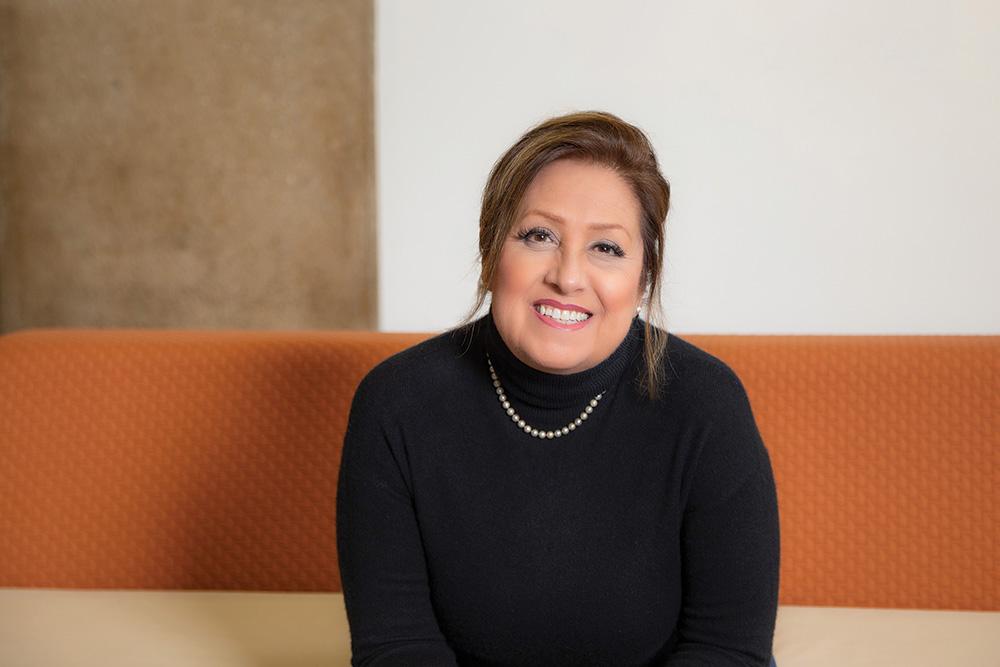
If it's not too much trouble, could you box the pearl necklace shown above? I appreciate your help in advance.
[487,354,604,439]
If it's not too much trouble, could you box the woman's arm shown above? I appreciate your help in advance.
[336,375,459,667]
[668,374,781,666]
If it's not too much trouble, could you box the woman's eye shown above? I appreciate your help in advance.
[595,242,625,257]
[518,228,552,244]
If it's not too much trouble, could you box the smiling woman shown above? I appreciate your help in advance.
[491,160,645,375]
[476,111,672,396]
[337,112,780,666]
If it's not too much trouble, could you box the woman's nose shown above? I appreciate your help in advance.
[546,251,583,293]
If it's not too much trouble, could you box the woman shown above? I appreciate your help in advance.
[337,111,780,666]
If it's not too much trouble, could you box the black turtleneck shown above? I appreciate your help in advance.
[337,316,779,667]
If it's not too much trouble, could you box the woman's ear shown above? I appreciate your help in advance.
[637,273,648,310]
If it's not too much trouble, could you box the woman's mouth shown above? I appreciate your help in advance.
[534,303,592,326]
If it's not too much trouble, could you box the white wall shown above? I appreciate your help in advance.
[376,0,1000,334]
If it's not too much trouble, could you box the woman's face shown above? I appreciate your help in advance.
[491,159,645,375]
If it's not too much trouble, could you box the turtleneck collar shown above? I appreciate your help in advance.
[482,312,643,410]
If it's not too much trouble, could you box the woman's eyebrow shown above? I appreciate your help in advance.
[587,222,628,232]
[521,209,564,224]
[522,209,629,234]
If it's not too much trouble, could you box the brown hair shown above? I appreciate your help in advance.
[471,111,671,397]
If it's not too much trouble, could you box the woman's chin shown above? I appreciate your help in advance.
[518,346,594,375]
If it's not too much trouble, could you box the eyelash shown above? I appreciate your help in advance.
[515,228,626,258]
[516,227,552,244]
[517,227,625,257]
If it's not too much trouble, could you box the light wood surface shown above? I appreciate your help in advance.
[2,589,998,666]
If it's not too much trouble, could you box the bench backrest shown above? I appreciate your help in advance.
[1,330,997,610]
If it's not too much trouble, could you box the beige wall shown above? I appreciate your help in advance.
[0,0,375,332]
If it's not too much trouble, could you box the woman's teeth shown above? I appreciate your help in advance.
[535,304,591,324]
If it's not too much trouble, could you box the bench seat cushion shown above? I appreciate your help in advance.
[1,588,997,666]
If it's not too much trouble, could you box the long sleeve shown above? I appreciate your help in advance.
[336,372,459,667]
[666,369,781,666]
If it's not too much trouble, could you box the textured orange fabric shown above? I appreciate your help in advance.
[0,329,427,592]
[1,331,997,610]
[685,335,999,611]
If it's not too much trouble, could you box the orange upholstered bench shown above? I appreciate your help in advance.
[1,329,998,665]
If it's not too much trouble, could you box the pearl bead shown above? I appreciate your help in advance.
[488,354,604,439]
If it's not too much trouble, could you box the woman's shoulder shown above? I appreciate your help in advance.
[658,334,773,497]
[658,333,750,404]
[355,322,484,399]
